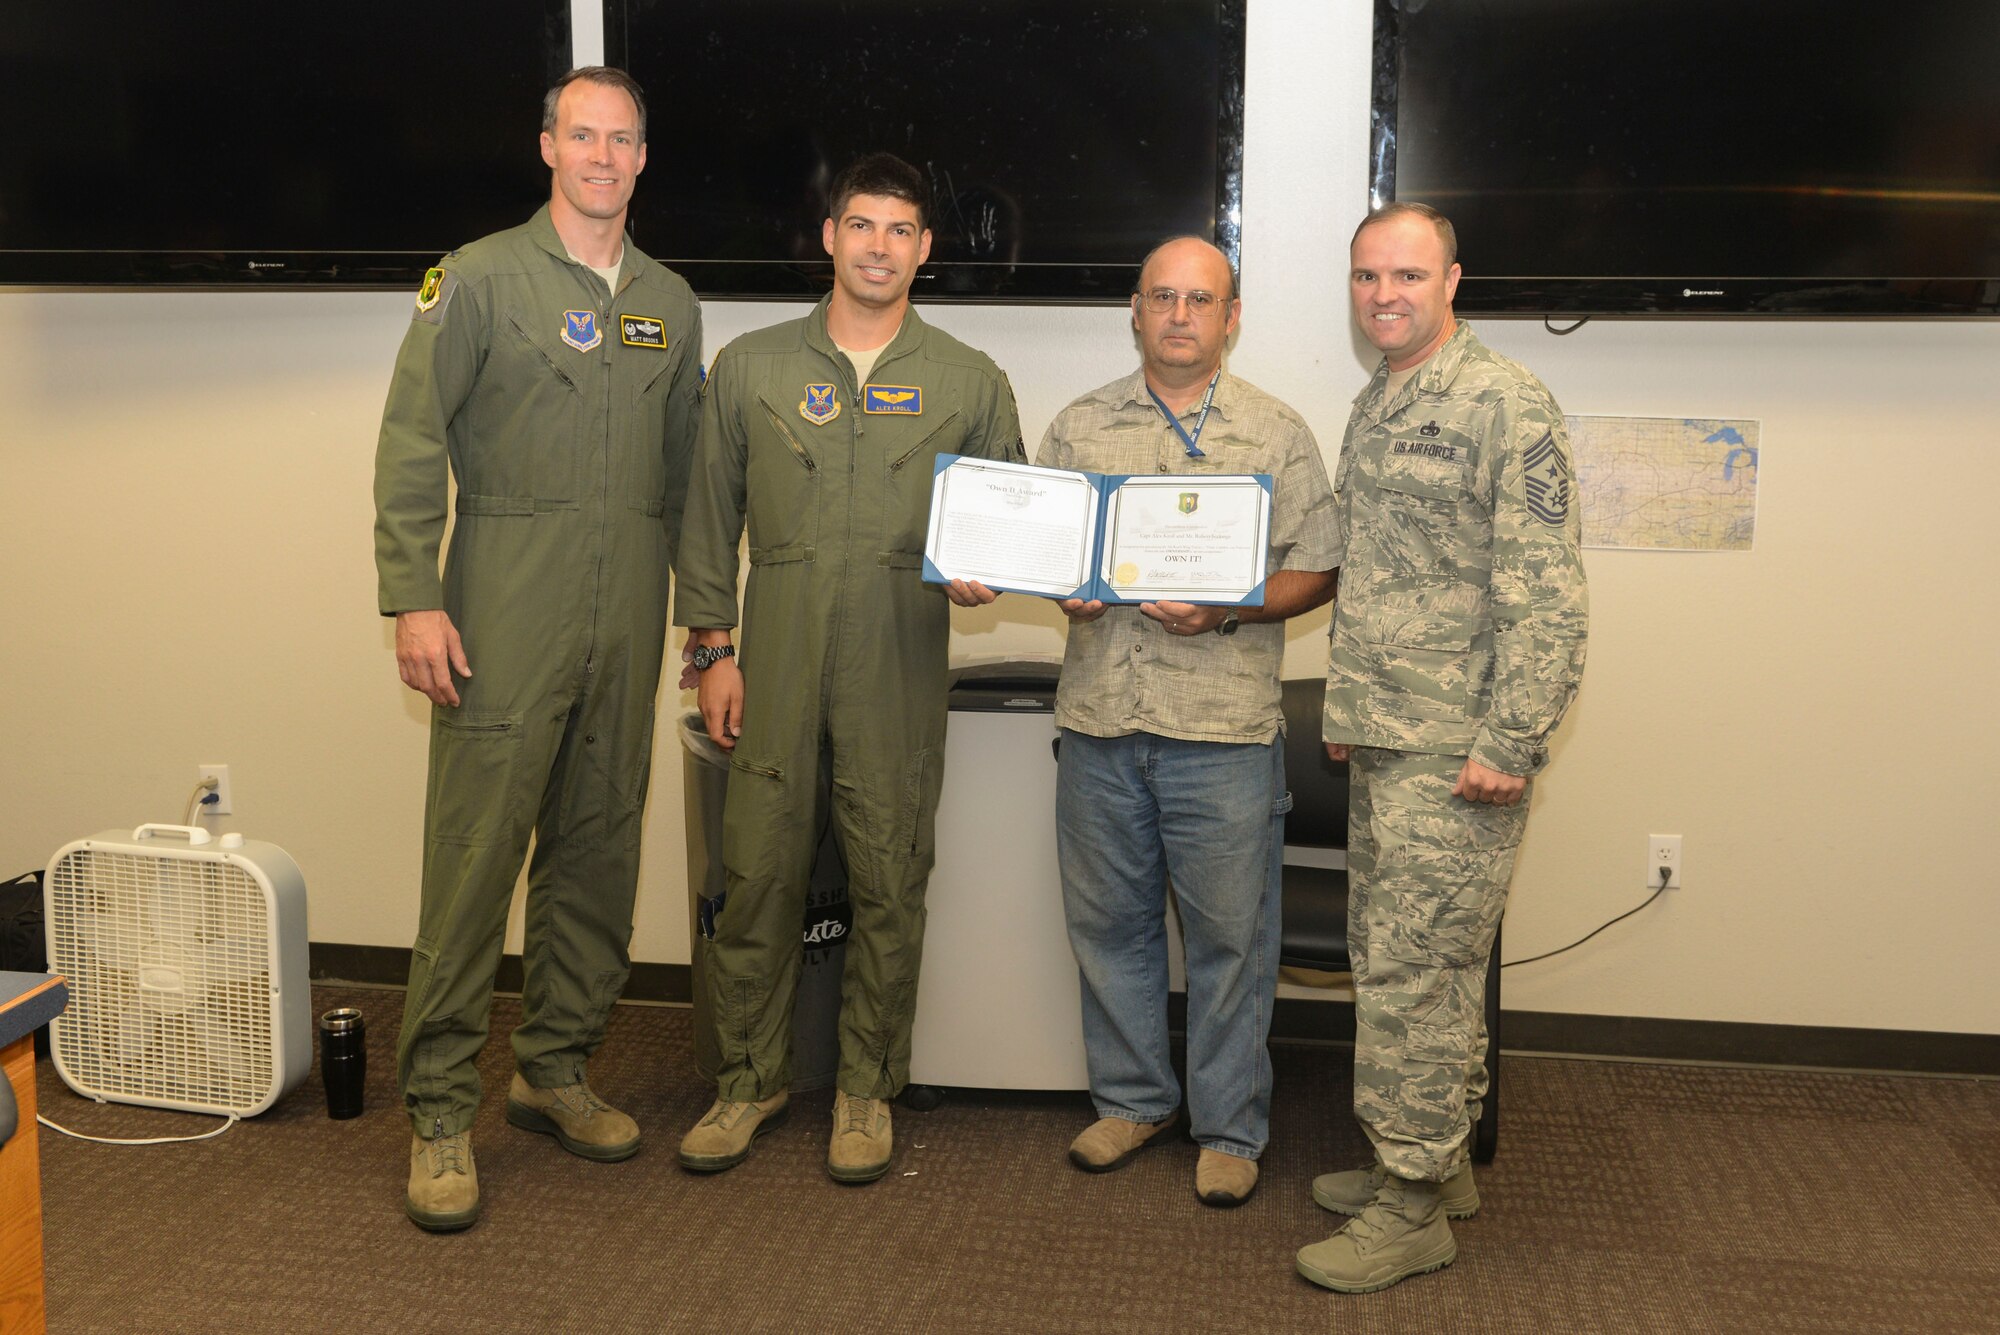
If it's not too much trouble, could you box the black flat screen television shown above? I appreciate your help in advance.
[605,0,1246,304]
[1372,0,2000,316]
[0,1,571,287]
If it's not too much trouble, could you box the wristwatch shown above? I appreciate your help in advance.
[1214,611,1241,636]
[691,644,737,671]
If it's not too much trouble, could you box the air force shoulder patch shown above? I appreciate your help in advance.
[1522,430,1573,526]
[862,385,922,415]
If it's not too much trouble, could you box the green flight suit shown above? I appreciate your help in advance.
[373,206,703,1137]
[673,298,1024,1101]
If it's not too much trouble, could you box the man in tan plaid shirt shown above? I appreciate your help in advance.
[1037,237,1341,1207]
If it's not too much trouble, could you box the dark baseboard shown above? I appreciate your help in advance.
[313,943,1998,1077]
[1178,992,2000,1077]
[1498,1009,2000,1077]
[310,942,693,1004]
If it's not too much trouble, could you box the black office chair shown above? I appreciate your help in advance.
[1277,677,1501,1164]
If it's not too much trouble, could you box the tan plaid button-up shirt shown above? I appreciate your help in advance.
[1037,369,1341,744]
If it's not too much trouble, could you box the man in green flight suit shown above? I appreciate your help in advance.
[373,67,703,1232]
[1296,203,1588,1291]
[673,153,1024,1184]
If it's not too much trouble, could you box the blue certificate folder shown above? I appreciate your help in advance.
[922,454,1272,606]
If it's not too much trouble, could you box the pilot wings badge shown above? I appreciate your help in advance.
[863,385,923,415]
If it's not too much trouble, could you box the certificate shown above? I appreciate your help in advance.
[924,457,1102,598]
[923,455,1271,605]
[1098,475,1270,603]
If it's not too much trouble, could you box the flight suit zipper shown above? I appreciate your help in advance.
[887,410,962,473]
[506,314,579,391]
[759,403,820,473]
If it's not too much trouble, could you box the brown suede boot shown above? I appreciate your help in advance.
[1194,1147,1259,1207]
[826,1091,893,1183]
[506,1071,642,1162]
[1067,1113,1178,1173]
[1296,1173,1457,1293]
[405,1131,479,1233]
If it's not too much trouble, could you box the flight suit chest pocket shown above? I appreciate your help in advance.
[625,346,682,513]
[880,408,962,553]
[474,311,584,502]
[749,392,822,559]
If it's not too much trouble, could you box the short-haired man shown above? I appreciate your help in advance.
[1039,237,1340,1206]
[1296,203,1588,1290]
[374,67,703,1230]
[674,153,1024,1183]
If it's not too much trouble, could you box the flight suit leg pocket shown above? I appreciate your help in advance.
[621,700,659,852]
[426,711,525,846]
[898,746,942,871]
[402,936,442,1030]
[723,755,791,883]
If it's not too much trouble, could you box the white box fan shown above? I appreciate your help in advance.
[44,824,311,1117]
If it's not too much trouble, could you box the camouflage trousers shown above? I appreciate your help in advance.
[1348,746,1530,1182]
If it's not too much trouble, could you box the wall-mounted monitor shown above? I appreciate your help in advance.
[0,0,571,287]
[1372,0,2000,316]
[606,0,1246,304]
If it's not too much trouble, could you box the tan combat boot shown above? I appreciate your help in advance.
[1312,1159,1480,1219]
[1067,1113,1178,1173]
[1296,1173,1457,1293]
[826,1091,893,1183]
[405,1130,479,1232]
[678,1091,790,1172]
[506,1070,642,1162]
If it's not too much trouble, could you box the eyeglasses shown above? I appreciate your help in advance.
[1138,287,1225,317]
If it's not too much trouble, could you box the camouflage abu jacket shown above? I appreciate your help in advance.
[1323,323,1588,776]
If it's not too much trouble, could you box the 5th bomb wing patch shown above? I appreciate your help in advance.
[412,267,458,324]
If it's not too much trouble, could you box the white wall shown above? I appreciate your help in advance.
[3,0,1996,1035]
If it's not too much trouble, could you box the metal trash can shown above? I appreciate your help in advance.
[679,712,847,1092]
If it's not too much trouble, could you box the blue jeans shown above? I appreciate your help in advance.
[1055,728,1288,1159]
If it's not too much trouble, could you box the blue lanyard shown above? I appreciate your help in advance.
[1147,372,1221,459]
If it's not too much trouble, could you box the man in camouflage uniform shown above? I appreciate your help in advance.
[1297,203,1588,1292]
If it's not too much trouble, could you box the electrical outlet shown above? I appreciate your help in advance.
[1648,834,1681,889]
[198,763,233,816]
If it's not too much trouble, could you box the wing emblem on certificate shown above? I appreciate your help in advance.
[922,455,1271,606]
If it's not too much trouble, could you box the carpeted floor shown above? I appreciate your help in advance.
[33,985,2000,1334]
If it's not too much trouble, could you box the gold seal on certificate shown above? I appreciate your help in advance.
[1113,562,1139,587]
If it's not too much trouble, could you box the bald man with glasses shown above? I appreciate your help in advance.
[1035,236,1340,1206]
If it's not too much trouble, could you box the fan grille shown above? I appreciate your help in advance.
[48,846,278,1113]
